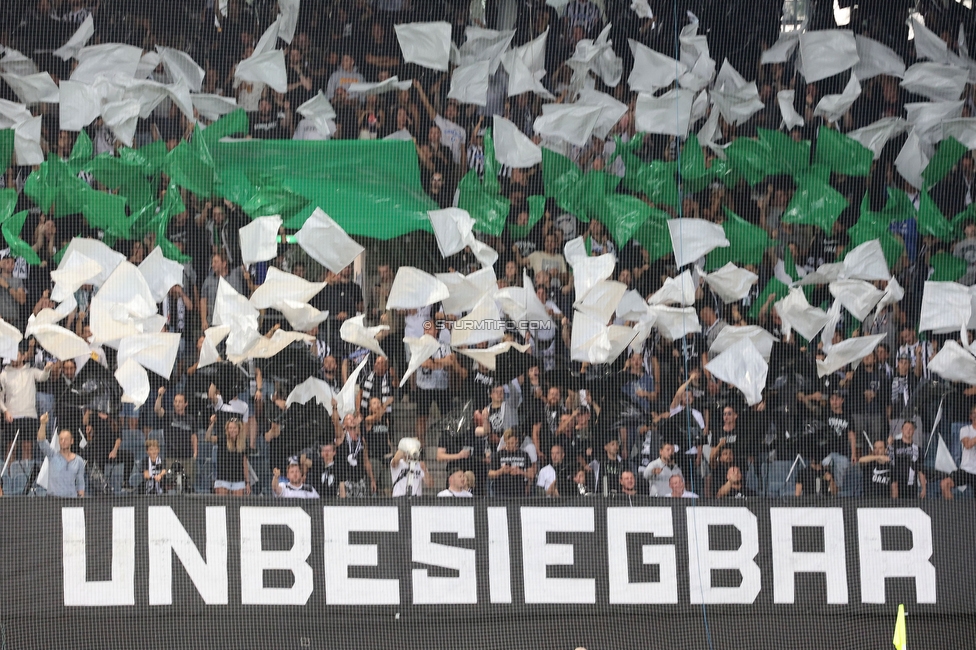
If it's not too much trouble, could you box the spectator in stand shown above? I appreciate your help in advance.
[35,412,85,498]
[326,52,365,102]
[207,416,251,496]
[1,342,53,462]
[667,474,698,498]
[438,470,473,497]
[308,442,345,498]
[489,429,532,497]
[890,421,926,500]
[153,387,198,488]
[272,460,320,499]
[940,405,976,499]
[643,441,682,497]
[858,439,893,499]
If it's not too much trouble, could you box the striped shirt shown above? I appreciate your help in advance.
[359,369,394,414]
[564,0,602,33]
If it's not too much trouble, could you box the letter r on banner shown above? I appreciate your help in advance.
[857,508,937,604]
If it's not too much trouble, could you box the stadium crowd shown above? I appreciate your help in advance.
[0,0,975,501]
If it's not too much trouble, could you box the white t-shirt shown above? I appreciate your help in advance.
[276,481,320,499]
[665,490,699,498]
[435,115,466,164]
[536,464,557,490]
[643,458,683,497]
[390,459,425,497]
[437,488,473,497]
[293,118,334,140]
[961,424,976,474]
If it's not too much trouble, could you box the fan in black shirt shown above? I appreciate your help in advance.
[307,442,345,498]
[488,431,533,497]
[716,465,756,499]
[890,421,926,499]
[857,440,893,499]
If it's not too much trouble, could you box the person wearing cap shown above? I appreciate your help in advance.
[272,460,320,499]
[0,341,53,463]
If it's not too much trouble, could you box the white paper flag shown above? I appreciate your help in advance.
[238,215,282,267]
[841,239,890,281]
[703,263,759,302]
[709,325,777,361]
[935,433,959,474]
[668,218,730,268]
[901,62,968,102]
[117,332,182,379]
[249,267,326,309]
[777,90,805,130]
[852,35,906,80]
[157,46,206,93]
[395,22,452,71]
[12,115,43,166]
[1,72,59,104]
[575,279,628,324]
[816,334,885,377]
[138,246,185,304]
[340,314,389,357]
[53,14,95,61]
[347,77,413,96]
[72,43,143,83]
[828,279,884,321]
[191,94,238,121]
[648,271,696,306]
[635,89,696,137]
[814,72,861,123]
[534,103,603,147]
[457,27,515,75]
[387,267,451,310]
[26,323,91,361]
[447,61,490,106]
[296,90,336,138]
[437,268,497,315]
[197,325,229,369]
[235,50,288,94]
[492,115,542,168]
[798,29,858,82]
[943,117,976,150]
[286,376,335,409]
[910,17,949,64]
[451,294,505,347]
[455,341,531,371]
[919,281,972,334]
[894,128,929,190]
[116,358,150,407]
[627,39,685,93]
[400,335,443,387]
[906,100,964,143]
[761,32,800,64]
[775,288,830,342]
[60,238,126,288]
[294,207,364,274]
[705,337,768,405]
[58,80,102,131]
[929,340,976,386]
[648,305,701,339]
[278,0,301,44]
[847,117,910,159]
[100,99,141,147]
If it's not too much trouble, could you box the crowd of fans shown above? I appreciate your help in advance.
[0,0,975,501]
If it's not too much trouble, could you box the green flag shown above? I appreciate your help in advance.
[848,217,904,269]
[507,194,546,239]
[87,154,157,213]
[758,128,811,177]
[679,134,712,193]
[726,137,782,186]
[597,193,651,246]
[0,209,40,265]
[24,154,91,216]
[782,177,848,233]
[458,170,510,236]
[748,277,791,320]
[81,188,133,239]
[922,137,967,186]
[813,126,873,177]
[164,131,214,198]
[929,251,966,281]
[917,189,953,240]
[633,208,674,262]
[0,130,14,173]
[706,206,771,269]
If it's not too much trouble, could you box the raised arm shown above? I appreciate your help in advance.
[412,79,438,122]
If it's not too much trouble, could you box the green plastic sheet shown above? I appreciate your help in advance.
[705,206,771,269]
[0,209,39,265]
[748,277,791,320]
[781,178,848,233]
[813,126,873,177]
[917,189,953,241]
[922,137,967,186]
[211,139,437,238]
[929,252,966,282]
[507,194,546,239]
[633,208,674,262]
[0,130,14,173]
[24,154,91,216]
[758,128,811,177]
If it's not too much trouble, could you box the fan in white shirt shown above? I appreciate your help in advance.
[437,470,473,497]
[665,474,698,498]
[272,462,320,499]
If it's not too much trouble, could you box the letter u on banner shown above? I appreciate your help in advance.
[62,507,135,606]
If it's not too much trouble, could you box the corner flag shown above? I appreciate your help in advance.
[892,604,906,650]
